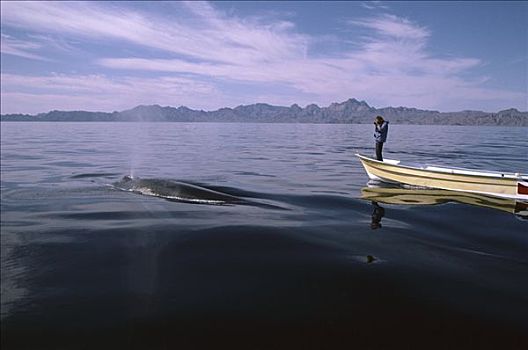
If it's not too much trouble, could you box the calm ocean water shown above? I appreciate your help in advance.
[1,122,527,349]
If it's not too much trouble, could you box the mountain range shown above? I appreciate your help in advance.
[2,98,527,126]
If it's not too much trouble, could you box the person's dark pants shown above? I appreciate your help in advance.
[375,142,384,161]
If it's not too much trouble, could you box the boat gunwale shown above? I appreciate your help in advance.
[356,154,528,181]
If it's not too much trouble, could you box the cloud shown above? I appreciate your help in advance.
[0,1,307,65]
[0,1,525,113]
[1,2,147,43]
[0,73,218,114]
[361,1,390,11]
[94,9,500,109]
[350,14,430,40]
[0,34,50,61]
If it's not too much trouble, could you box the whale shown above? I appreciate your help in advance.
[113,175,245,205]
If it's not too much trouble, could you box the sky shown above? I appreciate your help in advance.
[0,1,526,114]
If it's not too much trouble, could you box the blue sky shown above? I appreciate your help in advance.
[1,1,526,114]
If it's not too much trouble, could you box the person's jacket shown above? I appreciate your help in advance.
[374,121,389,143]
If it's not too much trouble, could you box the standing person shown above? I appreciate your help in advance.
[374,116,389,161]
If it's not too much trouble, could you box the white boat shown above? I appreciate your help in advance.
[356,154,528,201]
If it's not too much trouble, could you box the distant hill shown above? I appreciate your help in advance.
[2,98,527,126]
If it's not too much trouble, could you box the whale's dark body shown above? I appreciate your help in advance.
[114,176,243,204]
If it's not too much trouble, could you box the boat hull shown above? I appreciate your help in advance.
[356,154,528,200]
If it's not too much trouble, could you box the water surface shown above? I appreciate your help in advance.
[1,122,527,349]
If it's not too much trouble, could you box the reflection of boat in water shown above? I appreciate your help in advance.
[361,185,528,218]
[356,154,528,200]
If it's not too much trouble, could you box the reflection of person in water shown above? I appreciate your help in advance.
[371,201,385,229]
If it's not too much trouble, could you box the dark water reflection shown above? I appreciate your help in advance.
[370,201,385,230]
[362,184,528,218]
[1,122,527,349]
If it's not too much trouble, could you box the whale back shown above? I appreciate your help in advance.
[113,176,242,204]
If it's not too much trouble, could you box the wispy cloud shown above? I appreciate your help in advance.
[0,1,525,113]
[94,10,502,110]
[350,14,430,40]
[0,34,50,61]
[0,1,307,65]
[361,1,390,11]
[0,73,217,114]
